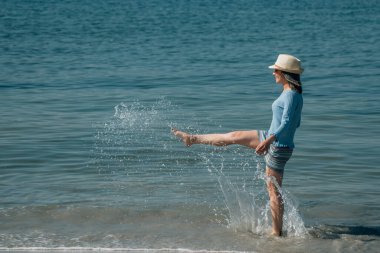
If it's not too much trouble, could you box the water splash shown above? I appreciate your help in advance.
[91,98,207,209]
[201,148,307,237]
[92,99,307,237]
[92,98,178,185]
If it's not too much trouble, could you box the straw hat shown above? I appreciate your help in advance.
[268,54,304,74]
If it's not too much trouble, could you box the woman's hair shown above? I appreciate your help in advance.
[282,71,303,94]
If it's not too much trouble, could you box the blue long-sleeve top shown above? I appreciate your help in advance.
[268,90,303,148]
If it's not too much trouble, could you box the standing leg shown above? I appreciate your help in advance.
[172,129,260,149]
[266,167,284,236]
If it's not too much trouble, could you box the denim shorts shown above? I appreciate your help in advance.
[258,130,293,172]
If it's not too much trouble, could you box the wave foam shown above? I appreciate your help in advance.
[0,247,255,253]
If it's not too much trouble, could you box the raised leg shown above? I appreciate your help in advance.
[172,128,260,149]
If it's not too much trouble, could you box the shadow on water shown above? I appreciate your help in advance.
[309,224,380,239]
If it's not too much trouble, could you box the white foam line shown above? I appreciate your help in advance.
[0,247,255,253]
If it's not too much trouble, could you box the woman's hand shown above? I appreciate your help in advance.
[255,134,276,155]
[255,140,270,155]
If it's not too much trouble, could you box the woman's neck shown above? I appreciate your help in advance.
[282,82,291,91]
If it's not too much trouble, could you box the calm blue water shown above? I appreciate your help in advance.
[1,0,380,252]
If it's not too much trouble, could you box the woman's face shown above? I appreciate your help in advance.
[273,69,286,84]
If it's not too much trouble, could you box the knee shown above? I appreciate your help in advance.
[228,131,245,143]
[212,132,241,146]
[228,131,240,139]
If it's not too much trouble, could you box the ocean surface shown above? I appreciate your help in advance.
[1,0,380,252]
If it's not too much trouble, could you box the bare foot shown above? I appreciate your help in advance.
[270,231,282,237]
[171,128,193,147]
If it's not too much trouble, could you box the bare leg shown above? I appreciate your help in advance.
[172,128,260,149]
[266,167,284,236]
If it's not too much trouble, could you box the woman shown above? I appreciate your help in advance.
[172,54,304,236]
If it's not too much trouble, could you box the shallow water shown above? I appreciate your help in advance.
[1,0,380,252]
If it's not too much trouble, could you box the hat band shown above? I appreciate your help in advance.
[274,64,297,72]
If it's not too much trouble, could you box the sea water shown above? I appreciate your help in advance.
[1,0,380,252]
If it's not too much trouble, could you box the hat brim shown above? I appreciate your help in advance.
[268,65,304,74]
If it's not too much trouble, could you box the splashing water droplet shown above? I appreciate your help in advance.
[200,148,307,237]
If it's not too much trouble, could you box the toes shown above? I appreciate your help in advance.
[171,128,179,134]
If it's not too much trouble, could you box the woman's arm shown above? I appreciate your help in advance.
[272,92,299,140]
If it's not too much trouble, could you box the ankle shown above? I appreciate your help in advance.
[271,230,282,237]
[190,135,197,144]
